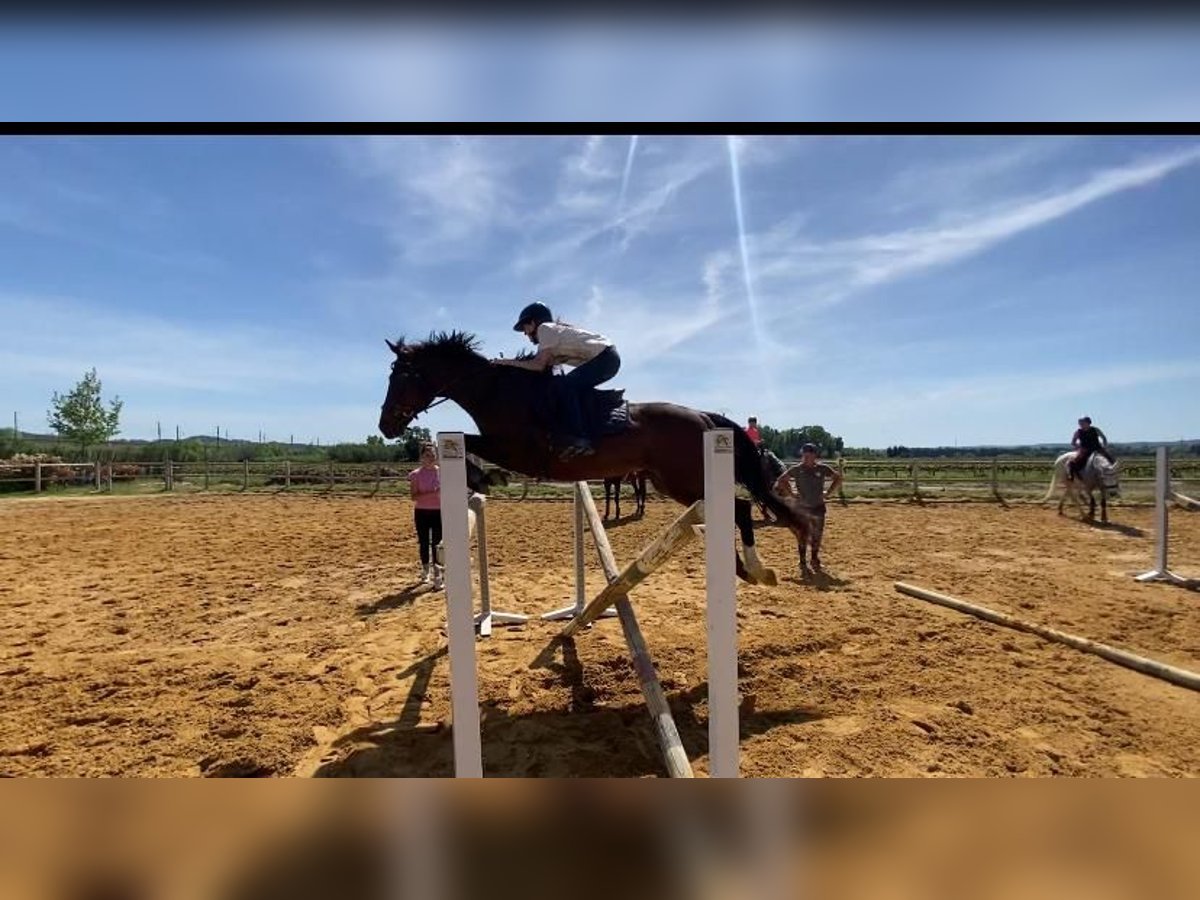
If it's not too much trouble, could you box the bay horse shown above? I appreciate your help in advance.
[378,332,812,585]
[1043,450,1121,524]
[604,470,648,520]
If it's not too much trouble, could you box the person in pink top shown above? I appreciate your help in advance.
[408,443,442,584]
[746,416,762,446]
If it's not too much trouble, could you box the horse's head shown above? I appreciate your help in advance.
[1092,455,1121,496]
[378,331,485,439]
[379,338,436,439]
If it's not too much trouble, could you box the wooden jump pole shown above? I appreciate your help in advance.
[573,481,694,778]
[1135,446,1199,589]
[895,581,1200,692]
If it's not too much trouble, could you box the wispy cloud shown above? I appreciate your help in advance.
[338,136,518,265]
[698,143,1200,332]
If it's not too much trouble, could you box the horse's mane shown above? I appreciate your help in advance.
[392,330,545,376]
[393,330,485,363]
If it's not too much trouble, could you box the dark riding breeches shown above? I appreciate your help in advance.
[556,346,621,438]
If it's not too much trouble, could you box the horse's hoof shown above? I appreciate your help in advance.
[759,568,778,587]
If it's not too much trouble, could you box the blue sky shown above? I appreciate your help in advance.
[2,24,1200,448]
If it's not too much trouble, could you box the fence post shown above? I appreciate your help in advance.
[911,460,920,501]
[837,455,847,505]
[164,459,172,491]
[204,452,210,491]
[285,459,291,490]
[35,461,42,493]
[243,459,249,491]
[991,457,1000,503]
[106,463,113,493]
[373,464,383,497]
[94,460,101,491]
[326,458,335,493]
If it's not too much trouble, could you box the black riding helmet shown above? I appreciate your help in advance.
[513,301,553,332]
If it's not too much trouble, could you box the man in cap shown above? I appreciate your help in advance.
[774,442,842,574]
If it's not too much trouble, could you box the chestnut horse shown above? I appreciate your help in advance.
[378,332,810,585]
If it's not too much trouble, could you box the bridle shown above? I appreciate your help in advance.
[384,359,466,422]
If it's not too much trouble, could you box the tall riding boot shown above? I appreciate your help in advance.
[556,380,593,460]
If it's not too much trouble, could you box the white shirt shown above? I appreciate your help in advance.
[535,322,613,367]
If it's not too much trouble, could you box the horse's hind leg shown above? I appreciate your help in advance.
[647,469,774,586]
[735,498,777,587]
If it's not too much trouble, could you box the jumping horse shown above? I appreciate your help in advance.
[378,332,812,585]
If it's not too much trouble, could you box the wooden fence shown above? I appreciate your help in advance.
[2,456,1197,504]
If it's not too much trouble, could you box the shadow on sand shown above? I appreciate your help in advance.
[310,643,822,778]
[355,581,435,618]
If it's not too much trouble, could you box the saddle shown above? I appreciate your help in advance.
[534,379,631,439]
[577,387,630,436]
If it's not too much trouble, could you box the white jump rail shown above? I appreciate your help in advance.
[540,485,618,623]
[465,494,529,636]
[436,428,740,778]
[432,484,529,638]
[1135,446,1199,590]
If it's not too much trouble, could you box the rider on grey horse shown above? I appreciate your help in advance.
[1068,416,1115,481]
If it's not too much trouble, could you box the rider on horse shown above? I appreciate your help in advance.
[1068,416,1115,481]
[490,301,622,461]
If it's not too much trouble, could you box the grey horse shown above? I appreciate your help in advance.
[1042,450,1120,524]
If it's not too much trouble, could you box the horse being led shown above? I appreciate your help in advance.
[604,470,648,520]
[378,331,813,585]
[1043,450,1121,524]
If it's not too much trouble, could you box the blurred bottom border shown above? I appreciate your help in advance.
[0,779,1196,900]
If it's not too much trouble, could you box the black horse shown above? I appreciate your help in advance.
[604,470,648,521]
[379,332,811,585]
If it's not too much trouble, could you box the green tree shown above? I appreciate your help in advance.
[400,425,432,461]
[760,424,843,459]
[47,368,123,459]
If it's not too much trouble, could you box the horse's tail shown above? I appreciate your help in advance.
[1041,454,1065,503]
[701,412,808,528]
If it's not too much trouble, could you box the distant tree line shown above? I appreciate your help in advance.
[4,427,434,465]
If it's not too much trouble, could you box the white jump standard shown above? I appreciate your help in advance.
[435,432,483,778]
[1134,446,1199,590]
